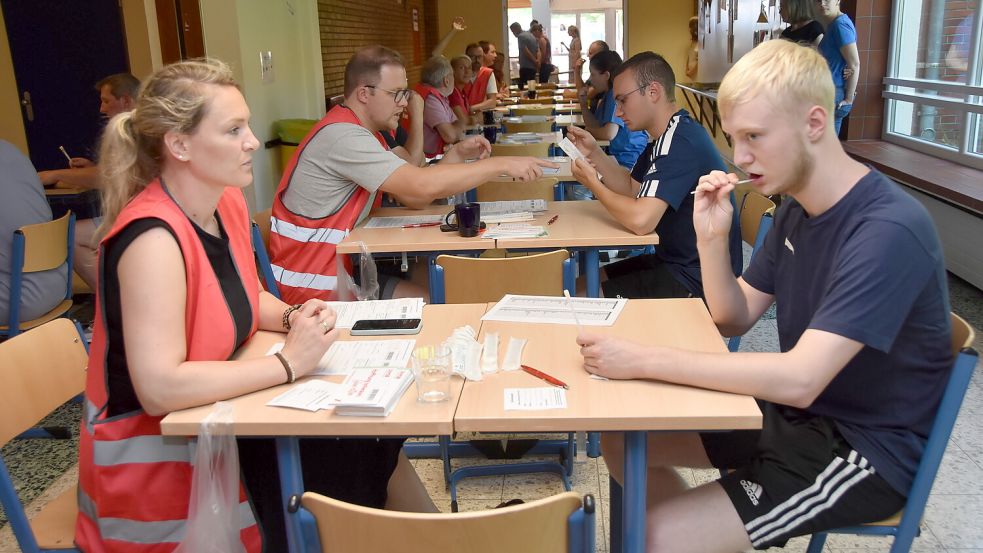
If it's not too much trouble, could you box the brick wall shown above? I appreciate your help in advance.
[318,0,438,100]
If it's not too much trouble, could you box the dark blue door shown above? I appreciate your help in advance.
[2,0,129,171]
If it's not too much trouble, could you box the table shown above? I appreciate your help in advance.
[161,303,488,553]
[488,157,572,182]
[337,205,495,256]
[495,201,659,297]
[456,298,762,553]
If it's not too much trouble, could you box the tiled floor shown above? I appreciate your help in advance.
[1,273,980,552]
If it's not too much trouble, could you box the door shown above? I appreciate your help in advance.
[2,0,129,171]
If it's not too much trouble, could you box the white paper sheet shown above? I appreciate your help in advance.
[266,380,340,411]
[482,224,547,239]
[266,339,415,376]
[323,298,424,329]
[364,215,443,229]
[481,294,627,326]
[478,199,547,213]
[504,387,568,410]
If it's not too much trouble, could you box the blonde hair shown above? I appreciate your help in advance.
[718,40,834,122]
[98,58,238,236]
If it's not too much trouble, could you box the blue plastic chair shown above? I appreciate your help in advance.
[292,491,595,552]
[1,211,75,339]
[806,313,977,553]
[728,192,776,352]
[251,211,280,300]
[0,319,87,552]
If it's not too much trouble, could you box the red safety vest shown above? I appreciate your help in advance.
[409,82,447,157]
[269,105,385,304]
[76,180,262,553]
[465,66,494,107]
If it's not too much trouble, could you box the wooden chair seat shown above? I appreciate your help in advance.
[0,298,72,333]
[30,484,79,550]
[504,120,553,134]
[491,142,551,158]
[512,106,554,116]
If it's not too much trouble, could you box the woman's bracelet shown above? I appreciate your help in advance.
[282,304,303,330]
[274,351,295,384]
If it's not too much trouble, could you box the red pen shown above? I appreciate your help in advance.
[547,215,559,225]
[402,222,442,229]
[521,365,569,389]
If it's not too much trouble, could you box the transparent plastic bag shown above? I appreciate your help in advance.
[175,401,246,553]
[335,241,379,301]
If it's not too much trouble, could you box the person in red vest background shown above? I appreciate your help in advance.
[464,41,501,113]
[449,55,474,124]
[270,45,555,304]
[416,56,466,157]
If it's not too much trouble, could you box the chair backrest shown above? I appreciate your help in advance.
[738,191,776,249]
[476,177,558,202]
[503,120,554,134]
[5,212,74,334]
[512,105,555,115]
[0,319,87,552]
[434,249,573,304]
[250,209,280,299]
[300,490,592,553]
[519,97,555,105]
[491,141,551,158]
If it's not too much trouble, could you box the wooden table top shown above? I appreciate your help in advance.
[454,299,762,433]
[160,303,488,437]
[337,205,495,255]
[494,200,659,250]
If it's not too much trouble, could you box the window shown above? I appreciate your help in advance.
[885,1,982,169]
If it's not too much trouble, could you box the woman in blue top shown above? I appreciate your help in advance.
[817,0,860,135]
[569,50,649,200]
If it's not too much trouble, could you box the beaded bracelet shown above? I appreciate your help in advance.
[273,352,295,384]
[282,304,303,330]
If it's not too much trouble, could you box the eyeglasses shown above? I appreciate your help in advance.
[365,85,412,103]
[614,82,651,108]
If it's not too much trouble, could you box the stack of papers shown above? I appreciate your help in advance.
[482,294,627,326]
[267,380,340,412]
[329,367,414,416]
[499,133,542,144]
[323,298,425,328]
[364,215,442,229]
[482,224,548,239]
[479,199,547,213]
[504,115,551,123]
[266,339,415,376]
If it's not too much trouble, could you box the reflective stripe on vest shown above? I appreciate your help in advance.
[270,105,388,303]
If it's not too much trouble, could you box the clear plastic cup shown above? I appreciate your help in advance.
[411,345,452,403]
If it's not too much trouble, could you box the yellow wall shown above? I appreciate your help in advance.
[626,0,695,84]
[436,0,506,62]
[201,0,324,211]
[0,8,28,154]
[121,0,163,80]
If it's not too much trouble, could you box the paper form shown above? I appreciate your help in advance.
[482,224,548,239]
[323,298,424,329]
[478,199,547,213]
[266,380,340,411]
[481,294,627,326]
[504,387,568,410]
[364,215,443,229]
[267,339,415,376]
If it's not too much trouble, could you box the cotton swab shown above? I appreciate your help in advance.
[58,146,72,165]
[563,289,584,334]
[691,178,754,194]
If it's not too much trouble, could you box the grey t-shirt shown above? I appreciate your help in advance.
[0,140,69,323]
[281,122,406,220]
[518,31,540,70]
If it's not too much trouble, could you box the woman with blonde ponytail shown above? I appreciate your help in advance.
[77,59,424,553]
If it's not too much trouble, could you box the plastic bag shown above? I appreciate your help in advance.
[335,241,379,301]
[175,401,246,553]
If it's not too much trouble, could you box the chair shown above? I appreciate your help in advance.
[251,208,280,299]
[503,119,554,134]
[294,491,595,553]
[805,313,978,553]
[727,192,776,352]
[476,177,558,203]
[1,212,75,338]
[491,141,551,158]
[512,105,555,116]
[431,249,574,304]
[0,318,87,552]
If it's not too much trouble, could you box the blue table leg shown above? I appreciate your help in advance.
[623,430,648,553]
[585,248,600,298]
[610,475,623,553]
[276,437,306,553]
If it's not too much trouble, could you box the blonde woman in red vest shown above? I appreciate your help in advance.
[75,59,417,553]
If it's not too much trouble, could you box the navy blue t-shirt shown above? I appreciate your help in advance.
[743,169,952,495]
[630,110,742,296]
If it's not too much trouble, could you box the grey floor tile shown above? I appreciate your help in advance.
[951,413,983,451]
[963,449,983,471]
[738,318,780,352]
[931,445,983,495]
[822,523,946,551]
[924,493,983,549]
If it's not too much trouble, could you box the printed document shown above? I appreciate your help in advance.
[266,380,339,412]
[481,294,626,326]
[364,214,443,229]
[482,224,548,239]
[504,387,568,410]
[267,339,415,376]
[323,298,424,328]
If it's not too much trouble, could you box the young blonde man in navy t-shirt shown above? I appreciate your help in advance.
[579,40,951,552]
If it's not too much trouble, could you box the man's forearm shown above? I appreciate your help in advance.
[39,166,100,189]
[589,184,652,235]
[403,120,425,166]
[589,151,632,195]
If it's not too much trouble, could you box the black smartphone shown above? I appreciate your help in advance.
[350,318,423,336]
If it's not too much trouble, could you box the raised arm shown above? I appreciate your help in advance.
[432,16,466,58]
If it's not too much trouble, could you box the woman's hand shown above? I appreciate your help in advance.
[281,302,338,377]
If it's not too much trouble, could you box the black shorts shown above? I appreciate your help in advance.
[601,254,692,299]
[700,403,906,550]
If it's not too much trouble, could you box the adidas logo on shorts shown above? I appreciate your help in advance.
[740,479,763,506]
